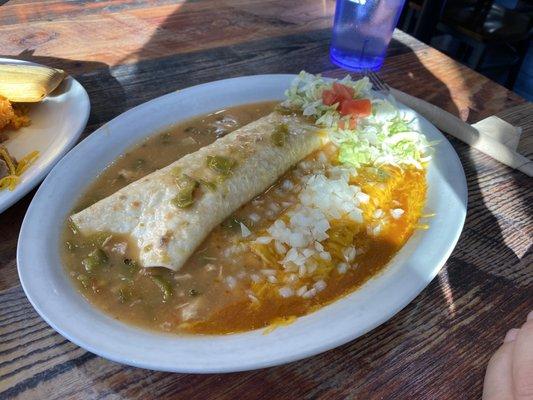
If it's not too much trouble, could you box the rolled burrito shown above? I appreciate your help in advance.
[71,111,325,271]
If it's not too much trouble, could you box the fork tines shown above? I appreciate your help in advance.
[365,70,389,92]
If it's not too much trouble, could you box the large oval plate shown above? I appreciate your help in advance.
[0,57,90,213]
[17,75,467,373]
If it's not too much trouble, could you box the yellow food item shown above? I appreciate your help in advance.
[0,95,30,132]
[0,145,39,191]
[0,64,65,103]
[0,96,15,131]
[0,95,35,190]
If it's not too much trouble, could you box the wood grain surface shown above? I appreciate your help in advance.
[0,1,532,399]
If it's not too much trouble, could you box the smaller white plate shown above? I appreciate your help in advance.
[0,58,90,213]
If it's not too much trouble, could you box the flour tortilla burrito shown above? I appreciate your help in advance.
[71,111,325,271]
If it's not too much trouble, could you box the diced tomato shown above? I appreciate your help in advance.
[322,89,338,106]
[339,99,372,117]
[321,83,370,129]
[322,84,355,107]
[332,82,355,100]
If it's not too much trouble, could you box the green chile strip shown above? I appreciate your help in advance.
[82,248,108,273]
[206,155,237,176]
[171,174,198,208]
[271,123,289,147]
[150,276,173,301]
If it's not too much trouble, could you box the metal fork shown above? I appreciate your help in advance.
[364,70,390,93]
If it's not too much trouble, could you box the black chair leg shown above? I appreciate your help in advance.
[507,39,530,89]
[468,42,487,70]
[413,0,448,43]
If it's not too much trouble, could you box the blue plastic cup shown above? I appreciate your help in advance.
[330,0,406,71]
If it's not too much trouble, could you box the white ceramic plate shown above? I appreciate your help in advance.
[0,57,90,213]
[17,75,467,373]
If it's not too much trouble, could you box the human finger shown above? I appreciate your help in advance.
[512,311,533,400]
[483,338,515,400]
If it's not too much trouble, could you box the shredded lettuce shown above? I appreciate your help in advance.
[282,71,372,129]
[284,71,432,169]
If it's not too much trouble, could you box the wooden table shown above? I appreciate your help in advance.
[1,1,531,398]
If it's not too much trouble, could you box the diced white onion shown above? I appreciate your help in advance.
[343,246,356,262]
[373,209,384,218]
[282,180,294,191]
[314,280,326,292]
[225,276,237,289]
[240,222,252,238]
[390,208,405,219]
[278,287,294,298]
[249,213,261,222]
[337,262,349,274]
[260,269,276,276]
[255,236,272,244]
[296,285,308,296]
